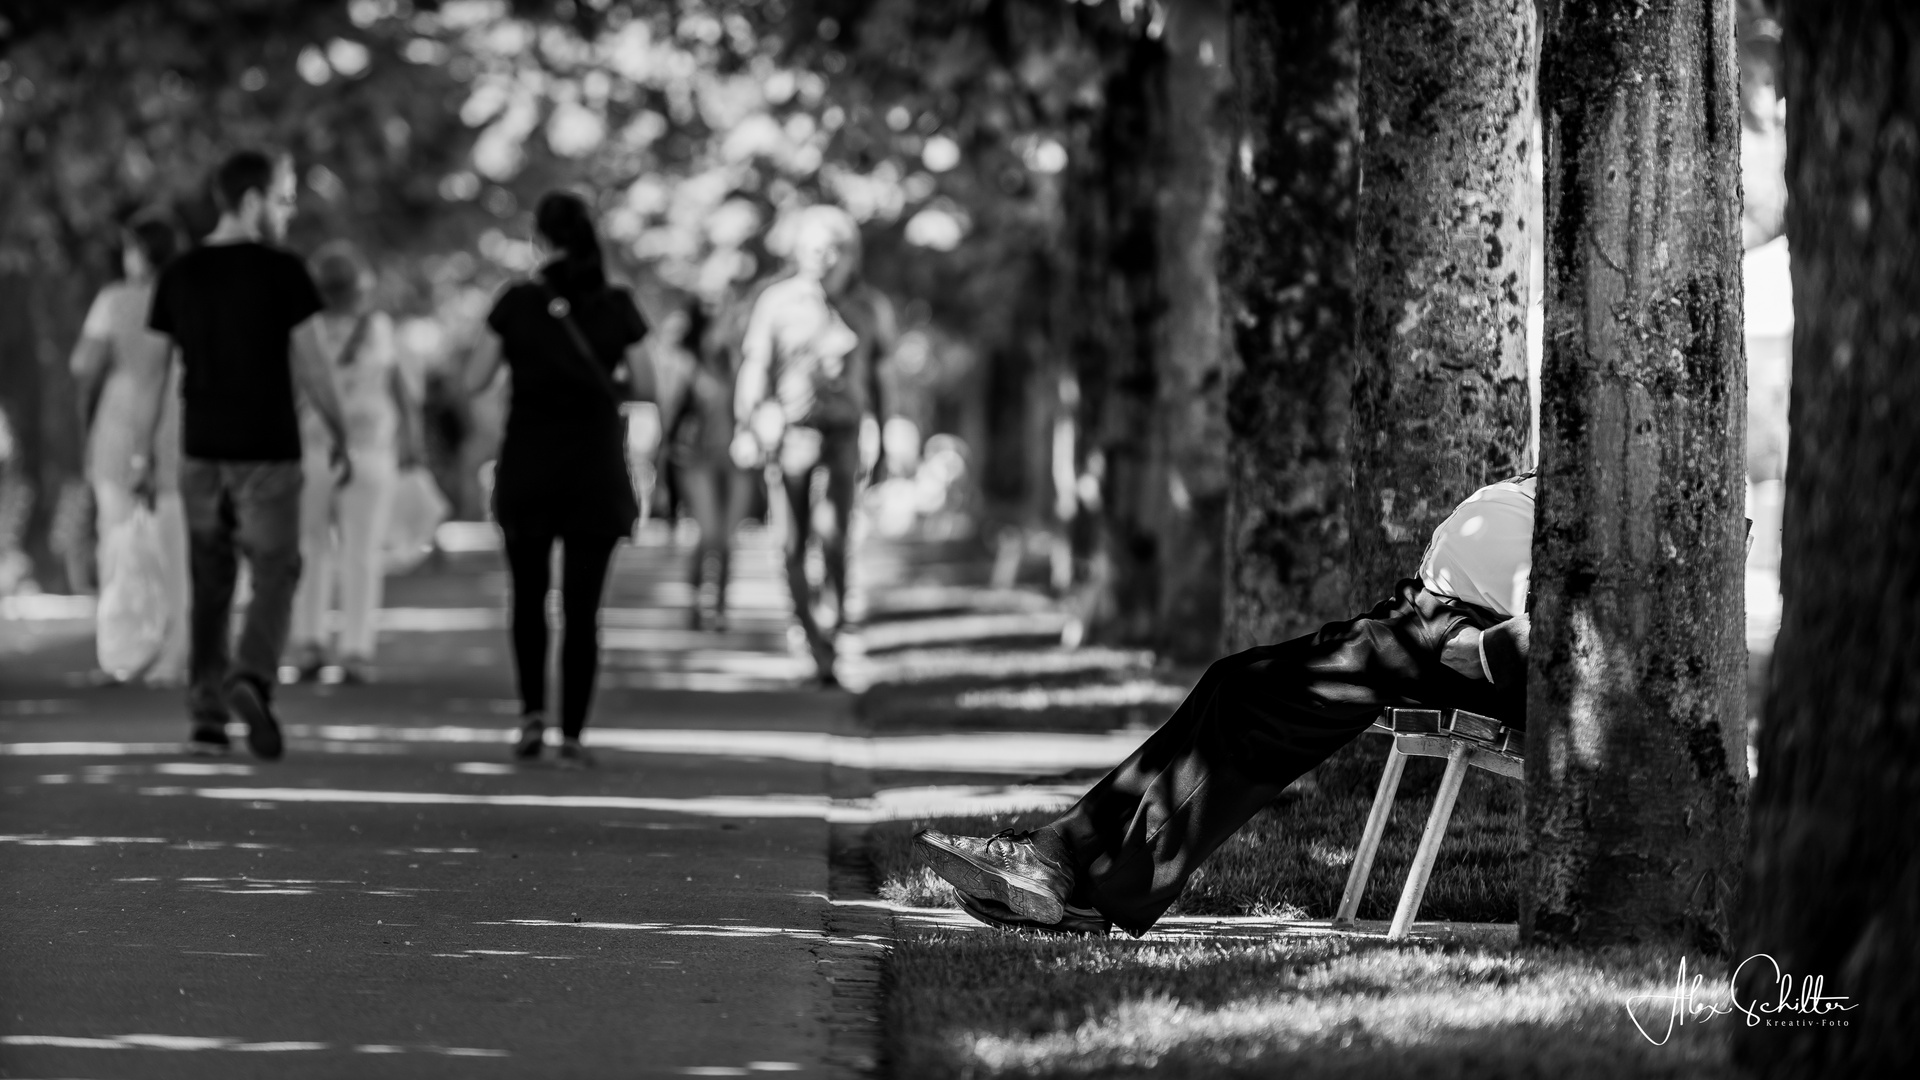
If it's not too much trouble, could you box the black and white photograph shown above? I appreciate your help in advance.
[0,0,1912,1076]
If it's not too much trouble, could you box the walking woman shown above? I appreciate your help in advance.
[464,192,647,766]
[286,242,422,684]
[662,299,749,631]
[69,215,190,684]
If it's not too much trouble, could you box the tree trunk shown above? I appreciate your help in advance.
[1350,0,1535,607]
[1150,0,1233,661]
[1220,0,1359,652]
[1524,0,1749,950]
[1735,3,1920,1073]
[1061,26,1173,649]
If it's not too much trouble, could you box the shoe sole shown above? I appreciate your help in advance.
[188,740,232,758]
[915,832,1066,925]
[229,685,284,761]
[955,891,1110,936]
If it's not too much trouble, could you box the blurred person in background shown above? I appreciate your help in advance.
[284,242,422,685]
[732,205,895,685]
[69,214,190,684]
[463,191,647,767]
[661,298,749,631]
[147,148,352,759]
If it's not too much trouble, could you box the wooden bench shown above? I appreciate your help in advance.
[1330,707,1523,941]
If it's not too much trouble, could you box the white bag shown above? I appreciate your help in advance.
[96,506,169,680]
[382,468,450,576]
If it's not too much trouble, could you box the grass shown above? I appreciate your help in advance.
[885,934,1735,1078]
[869,731,1525,923]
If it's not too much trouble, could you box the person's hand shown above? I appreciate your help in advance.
[729,428,763,471]
[129,452,157,508]
[330,440,355,487]
[1440,626,1486,680]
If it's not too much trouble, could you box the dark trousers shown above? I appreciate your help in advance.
[1049,580,1521,935]
[180,459,304,722]
[778,424,860,660]
[502,525,619,739]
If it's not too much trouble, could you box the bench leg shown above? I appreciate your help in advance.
[1333,745,1408,927]
[1387,741,1471,942]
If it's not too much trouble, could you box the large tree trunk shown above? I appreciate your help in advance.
[1061,31,1167,647]
[1523,0,1749,950]
[1350,0,1535,607]
[1735,3,1920,1073]
[1150,0,1232,661]
[1220,0,1359,651]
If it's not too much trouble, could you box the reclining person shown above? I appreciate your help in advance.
[917,473,1536,936]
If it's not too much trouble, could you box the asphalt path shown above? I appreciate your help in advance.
[1,536,857,1080]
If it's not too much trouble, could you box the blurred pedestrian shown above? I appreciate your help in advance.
[463,191,648,767]
[662,299,748,631]
[147,149,353,759]
[68,214,191,685]
[733,205,896,685]
[285,242,423,685]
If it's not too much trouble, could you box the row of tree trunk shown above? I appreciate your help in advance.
[1069,0,1911,1070]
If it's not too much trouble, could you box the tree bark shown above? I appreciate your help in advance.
[1150,0,1232,661]
[1524,0,1749,951]
[1351,0,1535,608]
[1220,0,1359,652]
[1060,31,1167,647]
[1735,2,1920,1073]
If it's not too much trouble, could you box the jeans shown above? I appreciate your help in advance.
[502,525,619,739]
[180,459,303,721]
[1047,580,1521,935]
[290,450,398,662]
[777,423,860,665]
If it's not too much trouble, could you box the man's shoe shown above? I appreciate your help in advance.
[513,716,547,760]
[188,722,232,757]
[557,737,595,770]
[915,828,1075,926]
[227,679,284,761]
[954,890,1111,936]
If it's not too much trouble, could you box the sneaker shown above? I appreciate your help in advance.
[557,737,595,770]
[915,828,1077,926]
[513,716,547,760]
[226,679,284,761]
[188,721,232,757]
[953,889,1111,936]
[336,658,373,685]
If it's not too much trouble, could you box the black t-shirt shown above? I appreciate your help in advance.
[484,270,648,535]
[148,242,323,461]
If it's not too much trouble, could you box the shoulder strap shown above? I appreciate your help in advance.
[334,313,372,367]
[533,277,625,406]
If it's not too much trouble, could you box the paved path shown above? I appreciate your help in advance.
[1,529,867,1080]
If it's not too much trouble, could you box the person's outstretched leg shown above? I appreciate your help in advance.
[287,454,337,675]
[680,464,719,628]
[556,531,619,759]
[335,450,398,675]
[502,525,555,754]
[227,462,304,761]
[820,425,859,628]
[180,461,240,751]
[778,433,834,680]
[923,582,1515,935]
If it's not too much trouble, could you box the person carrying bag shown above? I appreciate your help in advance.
[463,191,649,768]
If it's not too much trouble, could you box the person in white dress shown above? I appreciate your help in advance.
[68,216,190,684]
[285,242,421,683]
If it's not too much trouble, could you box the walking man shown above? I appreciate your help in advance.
[732,205,895,685]
[146,149,351,758]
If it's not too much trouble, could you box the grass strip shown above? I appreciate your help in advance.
[886,933,1733,1078]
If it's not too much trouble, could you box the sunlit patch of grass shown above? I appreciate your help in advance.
[869,735,1525,923]
[888,935,1734,1078]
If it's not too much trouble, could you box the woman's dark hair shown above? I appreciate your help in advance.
[125,215,180,275]
[311,241,369,312]
[534,191,604,286]
[681,297,711,359]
